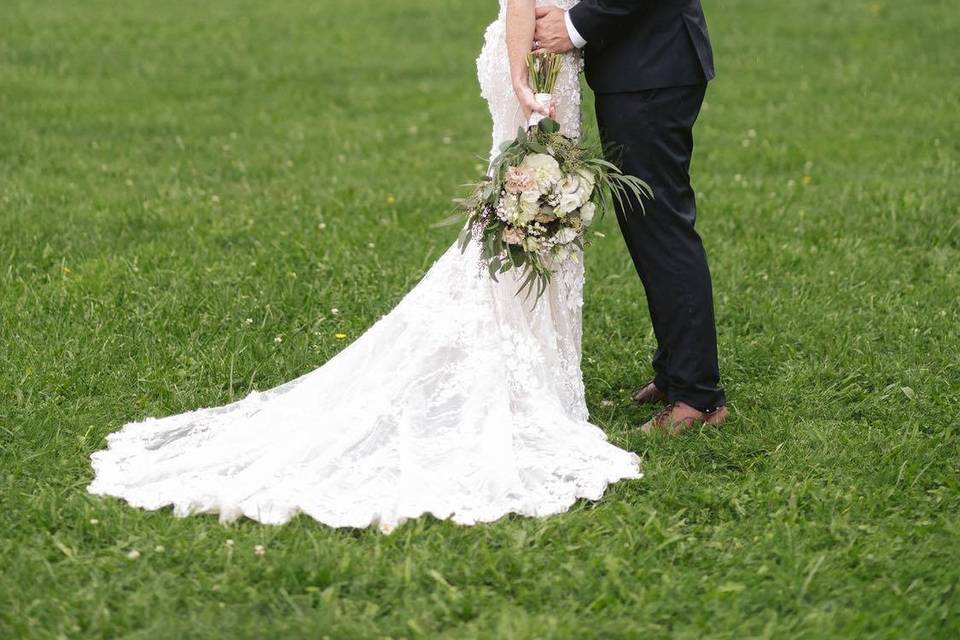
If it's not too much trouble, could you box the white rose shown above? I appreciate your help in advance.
[519,153,562,191]
[580,202,597,226]
[573,172,594,207]
[577,168,596,190]
[559,174,581,196]
[577,184,593,207]
[557,192,580,216]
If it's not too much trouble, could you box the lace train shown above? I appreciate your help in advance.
[86,1,642,530]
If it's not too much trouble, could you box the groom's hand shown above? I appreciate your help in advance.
[534,7,574,54]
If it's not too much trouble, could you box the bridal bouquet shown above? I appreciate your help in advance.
[457,53,652,302]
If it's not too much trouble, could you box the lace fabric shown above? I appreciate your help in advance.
[478,0,583,163]
[86,1,642,531]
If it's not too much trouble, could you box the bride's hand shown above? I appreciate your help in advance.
[513,81,556,122]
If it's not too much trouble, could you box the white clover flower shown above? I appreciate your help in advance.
[519,153,562,191]
[126,549,141,560]
[254,544,266,556]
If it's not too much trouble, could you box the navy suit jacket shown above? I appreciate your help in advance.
[568,0,716,93]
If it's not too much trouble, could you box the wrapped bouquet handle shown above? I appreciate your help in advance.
[527,93,554,129]
[525,52,563,130]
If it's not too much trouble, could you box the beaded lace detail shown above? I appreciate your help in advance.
[85,0,641,531]
[478,0,584,162]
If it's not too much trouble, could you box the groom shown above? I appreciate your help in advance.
[535,0,728,433]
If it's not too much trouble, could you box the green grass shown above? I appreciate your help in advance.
[2,0,959,637]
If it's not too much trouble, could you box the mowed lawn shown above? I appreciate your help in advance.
[1,0,958,637]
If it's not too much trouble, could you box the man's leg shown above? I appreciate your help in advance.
[594,84,725,411]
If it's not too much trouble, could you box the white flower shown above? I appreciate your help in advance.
[517,190,540,225]
[580,202,597,226]
[571,170,596,207]
[126,549,141,560]
[254,544,266,556]
[225,539,235,547]
[557,192,581,216]
[555,227,578,245]
[559,174,580,194]
[519,153,562,191]
[522,236,542,253]
[577,168,596,189]
[497,193,521,224]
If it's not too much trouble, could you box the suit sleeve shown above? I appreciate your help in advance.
[567,1,647,48]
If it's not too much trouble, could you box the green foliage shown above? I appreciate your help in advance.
[458,118,651,303]
[1,0,959,638]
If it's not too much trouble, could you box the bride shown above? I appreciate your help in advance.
[87,0,642,531]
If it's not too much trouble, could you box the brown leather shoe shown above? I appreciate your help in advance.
[632,380,667,406]
[641,402,729,435]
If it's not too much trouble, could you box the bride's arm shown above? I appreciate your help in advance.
[506,0,550,121]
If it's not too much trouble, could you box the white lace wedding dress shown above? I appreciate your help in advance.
[87,0,642,530]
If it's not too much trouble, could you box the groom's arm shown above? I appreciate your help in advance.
[567,1,647,48]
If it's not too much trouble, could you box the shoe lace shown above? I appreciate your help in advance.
[653,403,676,423]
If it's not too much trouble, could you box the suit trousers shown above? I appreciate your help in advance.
[594,83,726,411]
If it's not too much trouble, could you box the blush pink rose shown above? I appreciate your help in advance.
[501,226,526,245]
[505,166,535,194]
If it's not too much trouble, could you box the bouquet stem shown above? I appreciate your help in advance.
[525,52,563,129]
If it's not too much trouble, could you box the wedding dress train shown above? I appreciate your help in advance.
[86,0,642,530]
